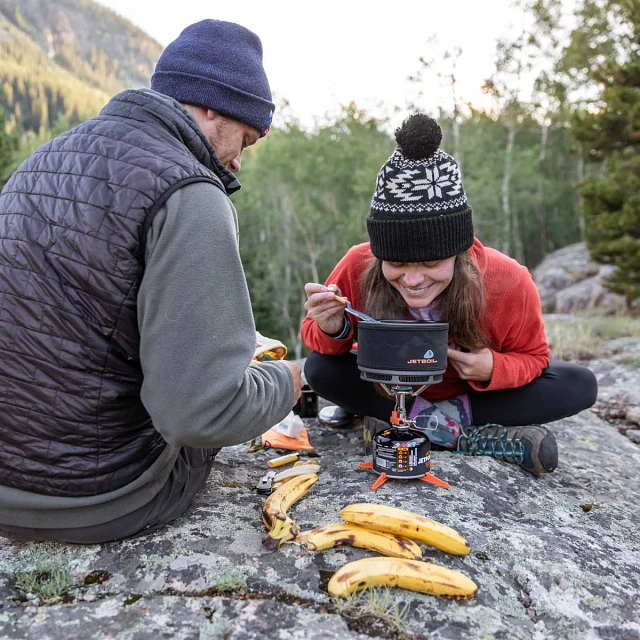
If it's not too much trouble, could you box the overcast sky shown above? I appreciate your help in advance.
[95,0,544,129]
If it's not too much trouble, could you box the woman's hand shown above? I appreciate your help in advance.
[304,282,347,336]
[447,347,494,382]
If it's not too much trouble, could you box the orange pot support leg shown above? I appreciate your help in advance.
[370,472,388,490]
[419,472,451,489]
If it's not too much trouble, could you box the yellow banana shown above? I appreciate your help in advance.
[262,473,318,549]
[339,503,471,556]
[328,557,477,599]
[263,473,318,526]
[304,522,422,560]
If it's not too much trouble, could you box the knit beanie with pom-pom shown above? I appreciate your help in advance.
[367,114,473,262]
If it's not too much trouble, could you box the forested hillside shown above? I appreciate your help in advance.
[0,0,161,135]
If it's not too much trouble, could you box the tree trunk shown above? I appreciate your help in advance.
[280,192,298,351]
[501,118,515,256]
[576,145,586,241]
[294,288,306,360]
[501,115,524,262]
[451,73,463,176]
[535,119,550,258]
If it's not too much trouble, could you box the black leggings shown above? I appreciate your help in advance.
[305,351,598,427]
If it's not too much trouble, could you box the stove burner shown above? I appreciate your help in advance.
[355,319,452,491]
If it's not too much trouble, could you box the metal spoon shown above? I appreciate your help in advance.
[333,295,379,323]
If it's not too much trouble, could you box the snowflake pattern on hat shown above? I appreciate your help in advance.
[371,149,467,214]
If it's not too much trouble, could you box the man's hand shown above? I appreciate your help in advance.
[304,282,347,336]
[281,360,304,405]
[447,347,494,382]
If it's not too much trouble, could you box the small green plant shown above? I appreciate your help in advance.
[14,568,72,604]
[333,586,409,634]
[215,570,248,592]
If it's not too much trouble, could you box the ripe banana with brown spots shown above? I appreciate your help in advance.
[339,503,471,556]
[301,522,422,559]
[262,473,318,549]
[328,557,477,599]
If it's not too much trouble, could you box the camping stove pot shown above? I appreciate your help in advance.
[356,320,449,385]
[373,426,432,479]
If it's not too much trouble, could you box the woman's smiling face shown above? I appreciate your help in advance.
[381,257,456,308]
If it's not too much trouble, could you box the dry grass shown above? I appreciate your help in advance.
[544,313,640,362]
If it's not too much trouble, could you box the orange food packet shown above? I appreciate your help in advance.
[261,427,314,451]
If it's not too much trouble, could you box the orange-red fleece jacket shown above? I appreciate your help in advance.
[300,238,550,403]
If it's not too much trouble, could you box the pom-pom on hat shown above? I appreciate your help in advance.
[151,20,275,137]
[367,114,474,262]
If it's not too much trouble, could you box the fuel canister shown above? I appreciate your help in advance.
[373,427,432,479]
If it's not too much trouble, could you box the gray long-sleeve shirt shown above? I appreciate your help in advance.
[139,181,293,448]
[0,181,293,528]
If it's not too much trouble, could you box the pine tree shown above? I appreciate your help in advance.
[565,0,640,305]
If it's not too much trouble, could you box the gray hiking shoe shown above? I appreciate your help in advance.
[318,405,353,427]
[457,424,558,475]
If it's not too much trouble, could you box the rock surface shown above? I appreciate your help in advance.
[1,361,640,640]
[555,266,628,315]
[588,353,640,446]
[532,243,627,314]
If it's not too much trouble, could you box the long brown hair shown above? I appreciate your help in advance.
[360,251,488,350]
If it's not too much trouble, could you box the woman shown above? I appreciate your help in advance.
[301,114,597,476]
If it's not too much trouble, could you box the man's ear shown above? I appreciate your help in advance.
[206,109,221,122]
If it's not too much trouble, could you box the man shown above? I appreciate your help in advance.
[0,19,303,543]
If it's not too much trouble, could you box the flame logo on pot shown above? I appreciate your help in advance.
[424,350,434,358]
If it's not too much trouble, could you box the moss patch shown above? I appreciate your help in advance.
[83,569,111,585]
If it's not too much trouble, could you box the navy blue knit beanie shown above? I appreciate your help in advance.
[151,20,275,137]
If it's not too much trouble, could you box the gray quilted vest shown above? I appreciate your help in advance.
[0,89,238,496]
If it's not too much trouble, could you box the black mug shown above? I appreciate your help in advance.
[293,385,318,418]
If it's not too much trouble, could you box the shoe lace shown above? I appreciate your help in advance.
[459,424,524,464]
